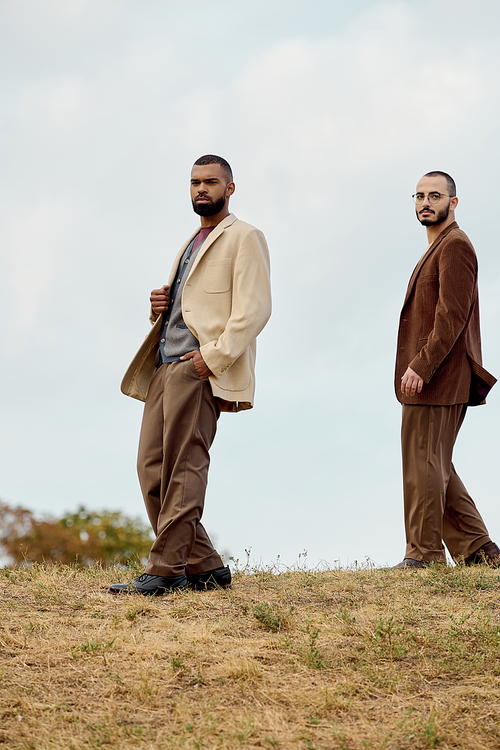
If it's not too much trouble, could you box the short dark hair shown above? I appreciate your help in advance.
[423,171,456,197]
[193,154,233,182]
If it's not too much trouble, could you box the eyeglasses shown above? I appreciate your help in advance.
[412,192,451,204]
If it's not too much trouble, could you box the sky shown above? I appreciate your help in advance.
[1,0,500,569]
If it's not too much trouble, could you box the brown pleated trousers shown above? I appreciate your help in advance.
[401,403,490,563]
[137,360,224,577]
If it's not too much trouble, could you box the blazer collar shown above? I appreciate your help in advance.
[404,221,459,304]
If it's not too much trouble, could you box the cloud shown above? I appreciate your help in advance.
[180,3,495,204]
[9,0,117,20]
[3,196,72,342]
[19,76,90,131]
[21,0,96,14]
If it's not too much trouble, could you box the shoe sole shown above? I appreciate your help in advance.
[187,581,232,591]
[107,586,187,595]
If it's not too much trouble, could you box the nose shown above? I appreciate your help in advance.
[421,194,431,206]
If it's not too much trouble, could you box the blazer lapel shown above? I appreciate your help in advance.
[188,213,237,276]
[167,229,200,286]
[167,213,238,286]
[403,221,458,305]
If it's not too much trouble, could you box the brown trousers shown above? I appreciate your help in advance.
[138,360,224,577]
[401,403,490,563]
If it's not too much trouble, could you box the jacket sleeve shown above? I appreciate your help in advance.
[199,227,272,377]
[409,238,477,382]
[149,308,161,326]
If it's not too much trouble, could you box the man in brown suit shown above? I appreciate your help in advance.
[393,170,498,569]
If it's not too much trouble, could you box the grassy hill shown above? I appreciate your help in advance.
[1,561,500,749]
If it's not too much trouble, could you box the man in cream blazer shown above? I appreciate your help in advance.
[109,155,271,595]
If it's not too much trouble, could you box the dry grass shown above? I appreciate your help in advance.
[1,561,500,749]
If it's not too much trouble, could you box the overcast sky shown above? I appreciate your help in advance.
[2,0,500,569]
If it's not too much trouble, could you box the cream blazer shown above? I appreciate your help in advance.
[121,214,272,412]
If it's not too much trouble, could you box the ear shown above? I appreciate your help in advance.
[450,195,458,211]
[226,181,235,198]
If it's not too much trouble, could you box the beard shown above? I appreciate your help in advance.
[192,194,226,217]
[417,200,451,227]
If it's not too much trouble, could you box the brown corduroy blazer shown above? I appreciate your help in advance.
[395,222,496,406]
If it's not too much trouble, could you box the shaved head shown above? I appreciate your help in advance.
[193,154,233,182]
[423,171,456,197]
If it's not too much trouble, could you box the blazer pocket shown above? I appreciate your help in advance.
[202,259,232,293]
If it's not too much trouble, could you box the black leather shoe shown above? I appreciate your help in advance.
[464,541,500,567]
[186,566,232,590]
[391,558,426,570]
[108,573,187,595]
